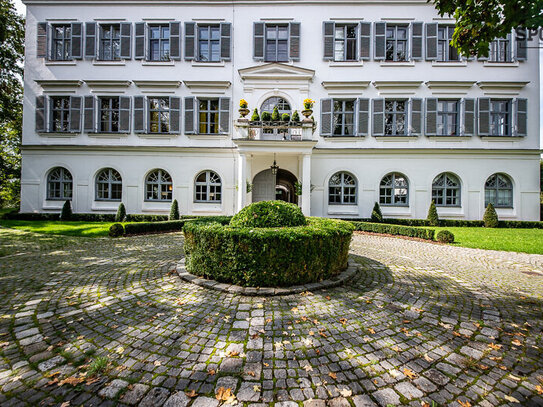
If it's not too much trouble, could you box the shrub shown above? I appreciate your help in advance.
[261,111,271,121]
[371,202,383,223]
[183,217,354,287]
[291,110,300,122]
[60,200,72,221]
[483,203,499,228]
[250,108,260,121]
[169,199,180,220]
[436,230,455,243]
[115,202,126,222]
[109,223,125,237]
[427,201,439,226]
[124,220,187,235]
[281,113,290,122]
[230,200,306,228]
[352,221,435,240]
[271,106,280,122]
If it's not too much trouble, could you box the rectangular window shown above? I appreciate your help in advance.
[51,96,71,132]
[198,99,219,134]
[437,26,459,62]
[490,100,510,136]
[334,24,357,61]
[385,100,406,135]
[489,37,510,62]
[52,24,72,61]
[385,25,408,62]
[437,100,458,136]
[99,97,120,132]
[332,100,355,136]
[265,25,289,62]
[99,24,121,61]
[149,25,170,61]
[198,25,220,62]
[148,97,170,133]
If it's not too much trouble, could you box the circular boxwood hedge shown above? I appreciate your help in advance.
[436,230,455,243]
[229,200,306,228]
[183,216,354,287]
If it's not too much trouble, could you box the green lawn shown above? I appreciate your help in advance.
[431,226,543,255]
[0,220,118,237]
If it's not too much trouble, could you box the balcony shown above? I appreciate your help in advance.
[234,119,315,141]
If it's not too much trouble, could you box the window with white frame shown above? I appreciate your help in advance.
[380,173,408,206]
[149,25,170,61]
[328,172,357,205]
[198,99,219,134]
[265,25,289,62]
[145,169,173,201]
[485,173,513,208]
[51,96,71,132]
[334,24,357,61]
[385,25,408,61]
[47,167,73,200]
[198,25,220,62]
[195,170,222,203]
[148,97,170,133]
[99,24,121,61]
[437,26,459,62]
[96,168,122,201]
[490,100,510,136]
[385,100,406,136]
[333,100,355,136]
[432,172,461,207]
[99,97,120,133]
[51,24,72,61]
[437,100,459,136]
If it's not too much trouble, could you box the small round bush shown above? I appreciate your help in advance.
[436,230,454,243]
[281,113,290,122]
[229,201,306,228]
[261,111,271,121]
[109,223,125,238]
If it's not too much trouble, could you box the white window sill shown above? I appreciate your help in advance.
[328,205,358,216]
[44,60,77,66]
[322,136,365,141]
[374,135,418,141]
[141,60,175,66]
[328,61,364,67]
[136,132,179,138]
[427,136,471,141]
[142,202,170,212]
[185,133,229,139]
[191,60,226,67]
[480,136,524,141]
[38,132,78,138]
[431,60,467,67]
[483,61,519,67]
[92,60,126,66]
[91,204,118,211]
[42,203,64,210]
[87,132,129,138]
[379,61,415,67]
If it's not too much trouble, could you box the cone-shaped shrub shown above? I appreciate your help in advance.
[371,202,383,223]
[483,203,499,228]
[291,110,300,122]
[271,106,280,121]
[427,200,439,226]
[60,200,72,221]
[251,108,260,121]
[115,202,126,222]
[169,199,180,220]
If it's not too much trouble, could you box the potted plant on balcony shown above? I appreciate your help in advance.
[291,110,300,122]
[302,99,315,119]
[281,113,290,122]
[261,111,271,122]
[271,106,280,123]
[250,108,260,122]
[239,99,250,118]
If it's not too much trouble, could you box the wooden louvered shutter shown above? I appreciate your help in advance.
[409,98,422,136]
[425,98,437,136]
[514,98,527,137]
[184,97,196,134]
[133,96,145,133]
[253,22,264,60]
[515,30,527,61]
[169,21,181,60]
[357,98,369,136]
[320,98,333,136]
[478,98,491,136]
[372,99,384,136]
[169,97,180,134]
[69,96,82,132]
[134,22,146,60]
[374,22,386,60]
[411,22,423,60]
[359,22,371,61]
[219,98,231,134]
[120,23,132,60]
[37,22,48,58]
[323,21,334,61]
[462,98,475,137]
[425,23,438,60]
[36,96,47,132]
[85,22,97,59]
[184,22,196,60]
[71,23,83,59]
[119,97,131,133]
[220,22,232,61]
[84,96,96,133]
[289,22,300,61]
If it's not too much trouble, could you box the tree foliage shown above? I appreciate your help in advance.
[0,0,24,207]
[432,0,543,57]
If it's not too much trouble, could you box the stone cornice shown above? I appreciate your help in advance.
[477,81,530,96]
[35,80,83,90]
[24,0,428,5]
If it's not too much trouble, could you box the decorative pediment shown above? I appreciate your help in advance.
[239,63,315,81]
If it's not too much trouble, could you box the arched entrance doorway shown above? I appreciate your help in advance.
[252,168,298,205]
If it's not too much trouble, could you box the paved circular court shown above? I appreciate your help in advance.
[0,229,542,406]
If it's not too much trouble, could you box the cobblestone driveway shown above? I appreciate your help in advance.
[1,229,542,407]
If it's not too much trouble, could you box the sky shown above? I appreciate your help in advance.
[11,0,543,148]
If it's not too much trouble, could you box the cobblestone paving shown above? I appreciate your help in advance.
[1,228,542,407]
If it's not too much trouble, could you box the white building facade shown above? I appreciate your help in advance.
[20,0,541,220]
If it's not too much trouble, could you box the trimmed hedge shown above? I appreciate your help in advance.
[342,217,543,229]
[124,220,188,235]
[230,200,306,228]
[352,221,435,240]
[183,217,354,287]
